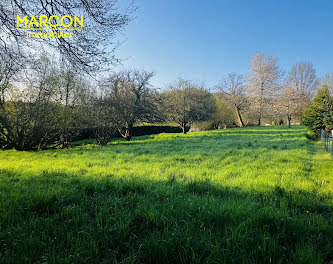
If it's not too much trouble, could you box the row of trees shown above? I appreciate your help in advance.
[218,53,322,128]
[1,51,333,150]
[1,1,332,150]
[0,54,217,149]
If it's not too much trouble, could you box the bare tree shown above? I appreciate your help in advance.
[0,0,133,73]
[248,53,280,126]
[0,49,19,105]
[0,56,93,150]
[282,62,317,124]
[218,73,248,127]
[287,62,317,95]
[163,79,216,134]
[319,73,333,94]
[92,95,116,145]
[56,69,91,147]
[0,57,62,150]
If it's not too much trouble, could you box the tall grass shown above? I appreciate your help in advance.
[0,126,332,263]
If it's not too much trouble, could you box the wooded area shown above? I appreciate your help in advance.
[1,50,332,150]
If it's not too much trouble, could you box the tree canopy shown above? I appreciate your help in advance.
[302,85,333,133]
[163,79,216,134]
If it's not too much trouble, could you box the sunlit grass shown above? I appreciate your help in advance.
[0,126,332,263]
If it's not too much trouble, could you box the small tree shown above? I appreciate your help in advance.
[102,70,161,141]
[302,85,333,134]
[163,79,216,134]
[218,73,248,127]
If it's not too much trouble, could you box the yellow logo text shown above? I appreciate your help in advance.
[16,15,83,38]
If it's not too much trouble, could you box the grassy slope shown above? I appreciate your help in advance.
[0,126,332,263]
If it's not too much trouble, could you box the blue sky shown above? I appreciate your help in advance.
[115,0,333,89]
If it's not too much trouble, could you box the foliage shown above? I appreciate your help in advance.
[0,99,61,150]
[190,95,236,131]
[0,57,92,150]
[163,79,216,133]
[302,85,333,133]
[211,94,236,128]
[0,126,332,263]
[131,125,182,136]
[304,130,318,141]
[101,70,162,141]
[74,125,183,142]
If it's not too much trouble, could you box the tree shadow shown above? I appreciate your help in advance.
[0,168,332,263]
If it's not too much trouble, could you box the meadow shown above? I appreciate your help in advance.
[0,126,332,263]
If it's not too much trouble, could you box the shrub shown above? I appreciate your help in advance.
[302,85,333,135]
[73,125,182,141]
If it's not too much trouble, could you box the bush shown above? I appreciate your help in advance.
[304,130,317,141]
[190,121,217,131]
[132,125,182,136]
[73,125,182,141]
[302,85,333,135]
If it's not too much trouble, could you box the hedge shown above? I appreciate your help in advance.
[75,125,183,141]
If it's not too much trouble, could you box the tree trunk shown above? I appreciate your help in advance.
[288,116,291,128]
[235,107,244,127]
[124,125,132,141]
[257,82,264,127]
[125,132,131,141]
[119,124,133,141]
[182,124,187,134]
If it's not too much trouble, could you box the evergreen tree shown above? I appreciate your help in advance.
[302,85,333,133]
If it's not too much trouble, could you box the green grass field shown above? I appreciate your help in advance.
[0,126,332,263]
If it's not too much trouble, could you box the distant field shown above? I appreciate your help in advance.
[0,126,332,263]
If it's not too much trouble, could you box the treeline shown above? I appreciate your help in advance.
[1,52,332,150]
[0,55,216,150]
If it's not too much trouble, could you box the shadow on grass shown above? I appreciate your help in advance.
[69,126,305,146]
[75,139,311,159]
[0,169,332,264]
[65,128,310,159]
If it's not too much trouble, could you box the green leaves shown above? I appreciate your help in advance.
[302,85,333,133]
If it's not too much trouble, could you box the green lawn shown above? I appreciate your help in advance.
[0,126,332,263]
